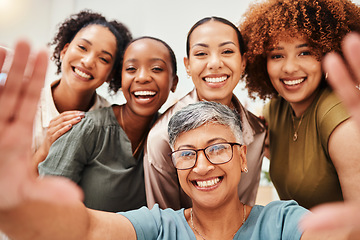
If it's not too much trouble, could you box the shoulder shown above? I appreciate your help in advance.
[83,106,117,127]
[119,205,190,239]
[148,89,198,137]
[268,96,288,114]
[314,88,350,143]
[91,93,111,109]
[262,200,308,215]
[247,201,307,239]
[315,88,349,120]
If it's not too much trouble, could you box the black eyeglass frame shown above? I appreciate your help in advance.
[169,142,242,170]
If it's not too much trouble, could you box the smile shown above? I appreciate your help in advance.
[193,177,223,188]
[74,67,93,80]
[282,77,306,86]
[133,90,156,99]
[204,76,228,83]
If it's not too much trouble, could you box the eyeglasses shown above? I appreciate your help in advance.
[170,142,242,170]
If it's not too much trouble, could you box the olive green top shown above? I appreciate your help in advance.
[264,87,350,209]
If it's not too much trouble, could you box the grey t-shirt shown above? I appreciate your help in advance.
[39,106,148,212]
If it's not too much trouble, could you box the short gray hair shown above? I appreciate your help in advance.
[168,101,243,148]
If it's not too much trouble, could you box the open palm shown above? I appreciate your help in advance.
[0,41,82,210]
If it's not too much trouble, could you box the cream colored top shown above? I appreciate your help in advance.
[32,79,110,151]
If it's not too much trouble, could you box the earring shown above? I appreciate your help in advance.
[243,167,248,173]
[325,72,328,79]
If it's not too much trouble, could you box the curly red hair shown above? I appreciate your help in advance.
[240,0,360,100]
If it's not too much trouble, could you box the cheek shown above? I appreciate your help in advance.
[121,78,131,93]
[177,171,190,190]
[266,62,277,79]
[188,60,203,76]
[100,66,113,79]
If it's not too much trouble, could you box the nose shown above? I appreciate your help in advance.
[282,56,299,74]
[135,68,152,83]
[207,53,223,70]
[192,151,215,175]
[81,53,96,68]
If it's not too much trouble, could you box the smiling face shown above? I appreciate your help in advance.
[175,122,247,209]
[121,38,178,117]
[184,20,245,106]
[60,24,117,93]
[266,36,323,115]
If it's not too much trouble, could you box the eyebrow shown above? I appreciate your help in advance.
[268,43,309,51]
[176,137,228,150]
[80,38,114,59]
[124,58,167,65]
[191,41,236,49]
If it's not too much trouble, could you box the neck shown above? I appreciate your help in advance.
[189,198,246,240]
[114,104,155,155]
[289,88,321,117]
[198,94,234,109]
[52,81,95,113]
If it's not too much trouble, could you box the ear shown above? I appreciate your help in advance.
[183,57,191,76]
[171,75,179,93]
[240,56,246,77]
[60,43,70,60]
[239,145,248,171]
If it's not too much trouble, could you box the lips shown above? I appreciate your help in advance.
[133,90,156,99]
[203,75,228,83]
[73,67,93,80]
[192,176,223,188]
[281,77,306,86]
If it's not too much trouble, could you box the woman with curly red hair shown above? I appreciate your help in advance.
[240,0,360,209]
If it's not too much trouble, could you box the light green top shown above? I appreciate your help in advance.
[264,87,350,209]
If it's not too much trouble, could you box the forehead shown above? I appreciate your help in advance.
[268,34,309,49]
[174,123,236,148]
[123,38,171,62]
[189,21,239,47]
[75,24,114,40]
[72,24,117,51]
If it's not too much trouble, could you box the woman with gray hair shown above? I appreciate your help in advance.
[168,101,243,148]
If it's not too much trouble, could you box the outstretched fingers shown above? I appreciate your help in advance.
[0,41,30,126]
[18,47,48,129]
[323,33,360,126]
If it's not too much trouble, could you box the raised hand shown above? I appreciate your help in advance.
[300,33,360,234]
[0,40,83,211]
[323,33,360,128]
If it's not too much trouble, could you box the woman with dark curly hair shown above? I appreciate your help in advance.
[32,10,132,170]
[240,0,360,209]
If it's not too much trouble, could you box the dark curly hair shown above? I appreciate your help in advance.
[239,0,360,100]
[49,9,132,93]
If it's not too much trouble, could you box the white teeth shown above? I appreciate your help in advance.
[134,91,156,96]
[283,78,305,86]
[204,76,227,83]
[196,178,220,188]
[74,68,91,79]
